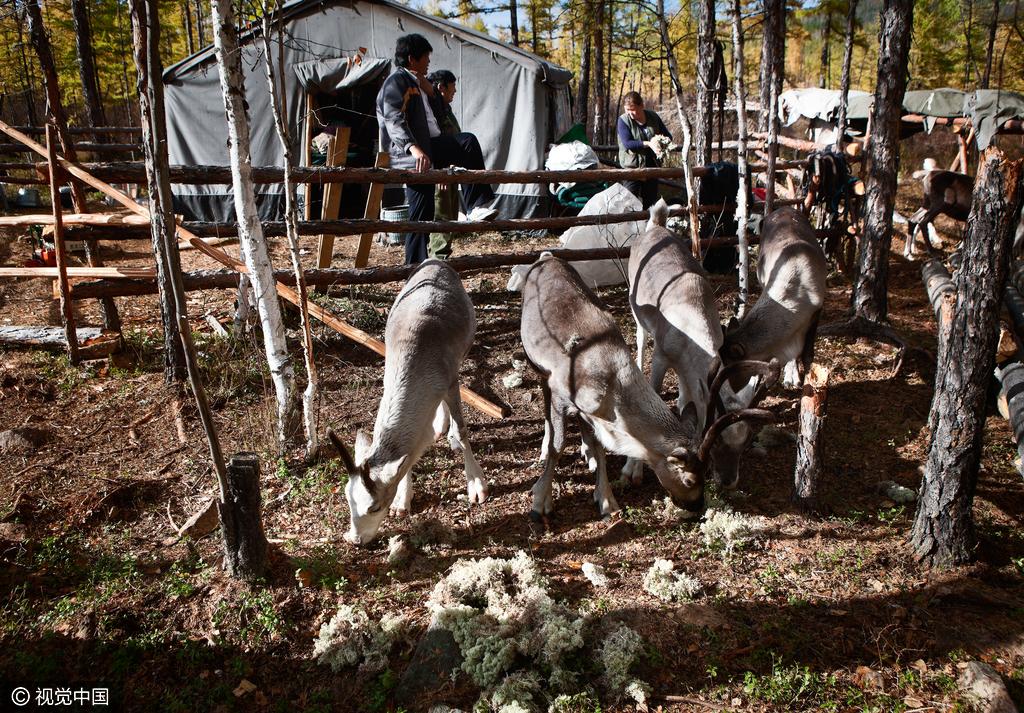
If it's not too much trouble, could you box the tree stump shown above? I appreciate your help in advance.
[910,149,1023,567]
[220,453,269,581]
[793,363,830,511]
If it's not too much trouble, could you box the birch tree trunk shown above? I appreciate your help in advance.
[211,0,295,450]
[129,0,186,384]
[731,0,750,316]
[657,0,702,258]
[71,0,106,129]
[852,0,913,323]
[910,149,1023,567]
[834,0,859,152]
[260,2,319,457]
[695,0,716,167]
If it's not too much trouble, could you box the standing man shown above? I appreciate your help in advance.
[376,34,498,264]
[616,91,672,208]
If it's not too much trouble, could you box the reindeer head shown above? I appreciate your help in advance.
[327,429,407,546]
[661,358,780,509]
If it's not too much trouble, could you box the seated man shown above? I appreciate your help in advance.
[376,34,498,265]
[427,69,461,260]
[616,91,672,208]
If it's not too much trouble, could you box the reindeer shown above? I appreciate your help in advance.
[721,207,827,390]
[328,260,487,545]
[904,158,973,259]
[520,253,776,521]
[627,199,776,488]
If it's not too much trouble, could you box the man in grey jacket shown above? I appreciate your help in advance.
[376,34,498,264]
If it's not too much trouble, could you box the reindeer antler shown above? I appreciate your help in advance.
[706,358,782,425]
[696,408,776,465]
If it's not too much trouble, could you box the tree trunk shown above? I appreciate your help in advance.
[219,453,269,581]
[211,0,296,450]
[982,0,1000,88]
[575,30,591,128]
[819,9,832,88]
[183,0,195,55]
[911,150,1023,567]
[657,0,703,259]
[593,1,606,144]
[129,0,255,582]
[194,0,207,47]
[260,2,320,458]
[129,0,186,384]
[730,0,750,315]
[851,0,913,323]
[695,0,716,167]
[793,364,830,510]
[509,0,520,46]
[758,0,785,134]
[26,0,121,332]
[834,0,859,151]
[16,20,39,127]
[531,1,538,53]
[71,0,106,129]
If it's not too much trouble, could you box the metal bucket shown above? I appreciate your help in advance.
[380,205,408,246]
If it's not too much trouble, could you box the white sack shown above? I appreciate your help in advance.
[508,183,646,291]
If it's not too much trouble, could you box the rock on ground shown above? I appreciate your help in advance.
[958,661,1017,713]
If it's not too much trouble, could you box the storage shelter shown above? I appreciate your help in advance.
[162,0,573,221]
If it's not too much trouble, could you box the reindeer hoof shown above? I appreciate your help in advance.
[528,509,551,528]
[467,482,489,505]
[389,507,409,519]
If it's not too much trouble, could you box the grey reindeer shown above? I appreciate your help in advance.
[721,207,827,390]
[627,199,778,489]
[520,253,775,522]
[328,260,487,545]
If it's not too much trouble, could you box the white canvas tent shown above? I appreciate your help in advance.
[162,0,573,221]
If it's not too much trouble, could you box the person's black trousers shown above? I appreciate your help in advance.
[403,132,497,265]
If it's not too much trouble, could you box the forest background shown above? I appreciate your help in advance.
[1,0,1023,145]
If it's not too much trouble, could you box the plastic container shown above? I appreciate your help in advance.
[380,205,408,246]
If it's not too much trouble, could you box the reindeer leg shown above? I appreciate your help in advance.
[634,314,647,371]
[531,385,565,520]
[582,421,619,519]
[390,473,413,518]
[800,310,820,383]
[446,385,487,505]
[432,400,451,441]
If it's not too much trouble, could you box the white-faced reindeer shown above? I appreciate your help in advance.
[627,199,777,488]
[520,253,776,521]
[328,260,487,545]
[721,207,827,390]
[904,158,973,259]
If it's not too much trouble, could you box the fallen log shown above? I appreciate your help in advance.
[921,258,955,320]
[0,325,120,359]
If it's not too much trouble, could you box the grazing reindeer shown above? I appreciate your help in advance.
[721,207,827,390]
[904,158,973,258]
[328,260,487,545]
[520,253,775,521]
[628,199,777,488]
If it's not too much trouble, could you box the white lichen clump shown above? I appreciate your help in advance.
[642,559,701,602]
[313,604,409,674]
[599,624,648,701]
[648,134,679,159]
[428,551,586,694]
[581,562,609,588]
[700,506,765,553]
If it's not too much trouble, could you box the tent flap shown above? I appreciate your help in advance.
[292,56,391,94]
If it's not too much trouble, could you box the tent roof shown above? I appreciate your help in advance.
[163,0,572,86]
